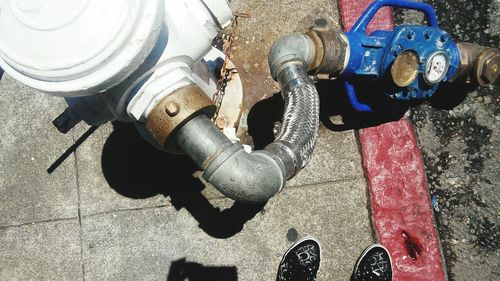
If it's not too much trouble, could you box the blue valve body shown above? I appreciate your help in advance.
[338,0,461,112]
[343,26,460,99]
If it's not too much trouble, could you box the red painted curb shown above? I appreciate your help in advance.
[337,1,446,280]
[359,120,445,281]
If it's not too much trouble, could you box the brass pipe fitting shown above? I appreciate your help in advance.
[307,29,349,77]
[146,85,216,150]
[475,48,500,86]
[304,30,325,73]
[451,43,500,86]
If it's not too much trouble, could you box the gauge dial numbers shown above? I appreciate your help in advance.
[424,52,450,84]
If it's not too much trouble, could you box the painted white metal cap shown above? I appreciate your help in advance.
[201,0,233,29]
[0,0,164,97]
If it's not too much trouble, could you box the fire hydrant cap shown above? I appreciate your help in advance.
[0,0,164,96]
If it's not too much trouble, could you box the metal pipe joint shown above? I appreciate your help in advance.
[164,31,324,203]
[267,29,350,79]
[451,43,500,86]
[175,114,286,203]
[306,29,350,76]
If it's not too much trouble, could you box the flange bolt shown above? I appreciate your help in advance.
[165,102,180,117]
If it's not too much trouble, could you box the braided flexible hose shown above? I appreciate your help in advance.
[264,61,321,179]
[173,34,322,203]
[276,83,320,168]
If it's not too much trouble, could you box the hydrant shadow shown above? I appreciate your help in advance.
[101,122,265,239]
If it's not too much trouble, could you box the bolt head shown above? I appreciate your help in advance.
[477,49,500,86]
[215,117,227,129]
[392,44,403,56]
[165,102,180,117]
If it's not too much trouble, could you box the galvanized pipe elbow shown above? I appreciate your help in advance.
[172,33,323,203]
[268,34,316,79]
[204,149,285,203]
[175,115,285,203]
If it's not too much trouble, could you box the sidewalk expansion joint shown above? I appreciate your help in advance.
[78,177,365,221]
[82,204,171,219]
[0,216,79,230]
[285,176,364,190]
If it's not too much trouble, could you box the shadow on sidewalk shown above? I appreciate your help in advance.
[100,122,265,239]
[166,258,237,281]
[246,80,409,148]
[247,78,474,142]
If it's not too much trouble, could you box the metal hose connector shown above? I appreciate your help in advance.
[171,33,321,203]
[265,62,320,179]
[175,114,285,203]
[265,35,321,179]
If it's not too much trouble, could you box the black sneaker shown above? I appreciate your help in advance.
[276,236,321,281]
[351,244,393,281]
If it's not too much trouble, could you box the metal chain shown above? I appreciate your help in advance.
[212,12,250,123]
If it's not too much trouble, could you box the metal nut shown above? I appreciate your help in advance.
[475,48,500,86]
[165,102,180,117]
[305,30,325,73]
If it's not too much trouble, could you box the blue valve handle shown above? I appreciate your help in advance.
[351,0,438,34]
[344,81,373,112]
[345,0,439,112]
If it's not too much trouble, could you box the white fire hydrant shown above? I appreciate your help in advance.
[0,0,242,150]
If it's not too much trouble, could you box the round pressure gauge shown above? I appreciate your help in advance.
[424,52,450,84]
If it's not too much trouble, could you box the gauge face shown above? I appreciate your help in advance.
[425,52,450,84]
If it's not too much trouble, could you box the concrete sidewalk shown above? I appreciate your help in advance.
[0,1,376,280]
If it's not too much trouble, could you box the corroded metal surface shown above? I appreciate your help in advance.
[226,0,341,144]
[451,42,487,83]
[391,50,420,87]
[145,85,216,149]
[452,42,500,86]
